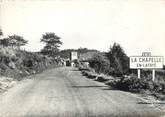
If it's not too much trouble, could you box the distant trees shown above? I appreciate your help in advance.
[58,48,98,59]
[77,48,88,54]
[8,35,28,48]
[0,33,28,49]
[41,32,62,57]
[0,37,10,47]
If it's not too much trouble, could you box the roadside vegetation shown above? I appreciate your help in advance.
[80,43,165,101]
[1,27,165,101]
[58,48,98,59]
[0,29,63,92]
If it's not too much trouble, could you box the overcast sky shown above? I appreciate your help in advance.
[0,0,165,57]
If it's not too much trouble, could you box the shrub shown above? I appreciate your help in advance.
[95,75,109,82]
[106,76,165,94]
[89,53,110,74]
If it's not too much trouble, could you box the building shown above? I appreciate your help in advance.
[70,51,78,67]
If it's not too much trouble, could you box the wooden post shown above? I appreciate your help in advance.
[138,69,140,79]
[152,69,155,81]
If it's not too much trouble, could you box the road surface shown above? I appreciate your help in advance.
[0,67,165,117]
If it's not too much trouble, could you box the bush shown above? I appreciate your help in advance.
[95,75,109,82]
[81,70,97,79]
[106,76,165,94]
[89,53,110,74]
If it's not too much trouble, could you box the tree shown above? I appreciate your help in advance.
[0,29,3,36]
[0,37,10,47]
[0,29,4,46]
[106,43,129,76]
[41,32,62,57]
[8,35,28,48]
[0,34,27,48]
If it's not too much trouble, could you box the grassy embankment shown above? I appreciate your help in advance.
[0,47,60,92]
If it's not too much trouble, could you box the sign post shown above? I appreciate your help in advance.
[138,69,140,79]
[152,69,155,81]
[130,52,164,81]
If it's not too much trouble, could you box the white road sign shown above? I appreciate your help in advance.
[130,56,164,69]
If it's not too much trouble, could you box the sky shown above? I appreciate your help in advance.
[0,0,165,57]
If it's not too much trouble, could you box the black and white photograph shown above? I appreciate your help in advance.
[0,0,165,117]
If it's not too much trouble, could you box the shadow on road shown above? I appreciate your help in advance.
[102,87,120,90]
[71,69,80,71]
[72,85,108,88]
[137,102,165,105]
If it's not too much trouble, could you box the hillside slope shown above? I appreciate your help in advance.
[0,47,60,80]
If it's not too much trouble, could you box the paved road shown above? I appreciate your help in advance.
[0,67,165,117]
